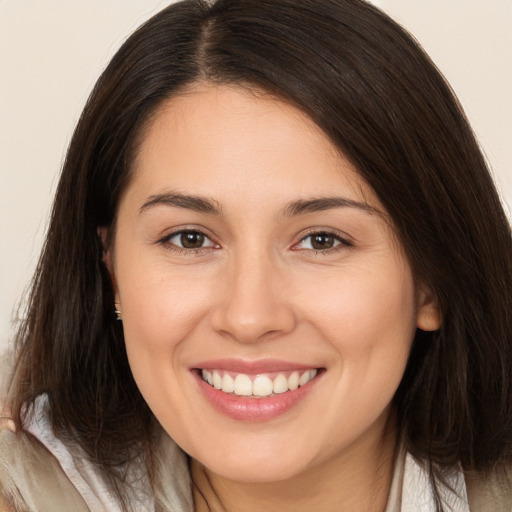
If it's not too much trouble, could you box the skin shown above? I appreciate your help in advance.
[105,84,441,511]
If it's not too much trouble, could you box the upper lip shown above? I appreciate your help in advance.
[192,358,318,374]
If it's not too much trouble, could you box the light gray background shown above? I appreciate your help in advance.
[1,1,511,353]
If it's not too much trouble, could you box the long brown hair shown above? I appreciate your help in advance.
[8,0,512,509]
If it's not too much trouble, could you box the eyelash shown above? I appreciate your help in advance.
[157,228,353,255]
[292,229,354,255]
[157,229,219,255]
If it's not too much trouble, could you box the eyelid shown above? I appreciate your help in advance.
[168,231,217,248]
[291,228,354,252]
[156,226,220,252]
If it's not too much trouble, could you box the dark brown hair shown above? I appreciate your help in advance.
[8,0,512,509]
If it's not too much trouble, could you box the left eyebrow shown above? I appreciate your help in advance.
[282,196,381,216]
[139,192,222,215]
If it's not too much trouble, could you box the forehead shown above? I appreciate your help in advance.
[127,84,381,211]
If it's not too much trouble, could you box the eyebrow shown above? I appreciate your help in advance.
[139,192,222,215]
[282,196,380,216]
[139,192,379,217]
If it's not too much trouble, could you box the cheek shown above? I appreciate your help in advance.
[296,264,416,408]
[301,273,415,437]
[295,263,417,350]
[115,261,218,417]
[117,259,216,351]
[114,265,220,423]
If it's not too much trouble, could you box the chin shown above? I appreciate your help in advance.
[204,457,308,484]
[189,436,317,484]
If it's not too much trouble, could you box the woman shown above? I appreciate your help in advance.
[1,0,511,510]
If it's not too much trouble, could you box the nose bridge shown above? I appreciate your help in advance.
[211,244,296,343]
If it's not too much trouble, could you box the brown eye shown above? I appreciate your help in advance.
[180,231,206,249]
[310,233,336,250]
[295,231,350,252]
[165,230,217,250]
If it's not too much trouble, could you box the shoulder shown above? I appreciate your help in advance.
[465,465,512,512]
[0,394,156,512]
[0,427,89,511]
[0,352,84,510]
[393,444,512,512]
[0,395,191,512]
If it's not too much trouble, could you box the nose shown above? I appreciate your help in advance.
[211,251,297,344]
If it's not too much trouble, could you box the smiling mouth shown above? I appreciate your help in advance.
[200,369,319,398]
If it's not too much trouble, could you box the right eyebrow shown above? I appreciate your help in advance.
[139,192,223,215]
[282,196,380,217]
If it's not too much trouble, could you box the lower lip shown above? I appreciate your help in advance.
[193,370,321,421]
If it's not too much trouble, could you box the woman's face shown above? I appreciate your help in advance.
[108,85,439,482]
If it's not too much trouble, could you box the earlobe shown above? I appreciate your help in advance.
[97,226,118,297]
[97,227,112,269]
[416,283,442,332]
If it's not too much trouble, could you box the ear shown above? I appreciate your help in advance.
[97,227,119,298]
[416,281,442,331]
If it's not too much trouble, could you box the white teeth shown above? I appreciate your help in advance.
[253,375,273,396]
[273,374,288,394]
[212,371,222,389]
[202,369,214,386]
[222,374,234,393]
[234,374,253,396]
[299,371,311,387]
[203,369,318,397]
[288,371,299,390]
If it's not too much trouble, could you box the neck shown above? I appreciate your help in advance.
[191,417,398,512]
